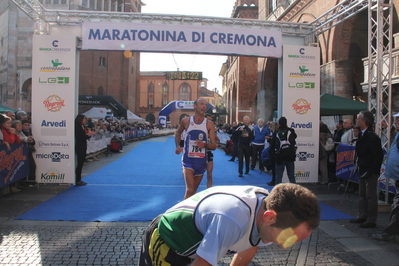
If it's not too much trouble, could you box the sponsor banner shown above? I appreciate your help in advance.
[282,45,320,183]
[175,101,195,110]
[0,144,29,189]
[336,144,394,193]
[82,22,282,58]
[32,35,76,184]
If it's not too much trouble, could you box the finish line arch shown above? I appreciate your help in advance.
[158,101,214,127]
[26,9,319,185]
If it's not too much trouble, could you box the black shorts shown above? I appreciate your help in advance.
[207,151,213,162]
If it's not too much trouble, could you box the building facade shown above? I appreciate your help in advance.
[139,71,221,126]
[221,0,399,125]
[0,0,143,117]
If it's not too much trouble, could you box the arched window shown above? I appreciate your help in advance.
[146,113,155,124]
[162,82,168,92]
[179,83,191,100]
[148,82,154,108]
[148,82,154,92]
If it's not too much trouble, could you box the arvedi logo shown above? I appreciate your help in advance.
[41,120,67,127]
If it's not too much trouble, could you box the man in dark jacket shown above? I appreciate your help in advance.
[350,110,384,228]
[237,116,254,177]
[227,122,240,161]
[270,117,297,185]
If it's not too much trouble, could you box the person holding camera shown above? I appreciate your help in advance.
[237,116,254,177]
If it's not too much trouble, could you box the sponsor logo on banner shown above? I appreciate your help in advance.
[295,167,311,180]
[36,152,70,162]
[176,101,195,109]
[297,141,315,148]
[40,59,71,72]
[39,40,71,52]
[38,141,70,148]
[41,120,67,127]
[288,82,315,89]
[290,122,313,129]
[40,168,65,182]
[292,98,311,114]
[297,152,315,161]
[287,48,316,60]
[289,66,316,78]
[43,94,65,112]
[39,77,70,84]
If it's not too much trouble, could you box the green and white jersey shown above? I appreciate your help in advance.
[158,186,269,264]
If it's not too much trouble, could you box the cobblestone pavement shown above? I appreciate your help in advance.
[1,135,399,266]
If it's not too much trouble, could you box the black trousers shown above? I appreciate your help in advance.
[75,146,86,183]
[238,144,251,174]
[251,144,265,169]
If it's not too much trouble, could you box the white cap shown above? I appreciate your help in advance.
[393,113,399,117]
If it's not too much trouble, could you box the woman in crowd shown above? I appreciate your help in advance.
[350,127,361,145]
[1,115,20,150]
[75,115,95,186]
[14,120,36,181]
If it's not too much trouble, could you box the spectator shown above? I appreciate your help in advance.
[139,183,321,266]
[333,120,344,142]
[340,119,354,144]
[21,119,36,181]
[270,117,297,185]
[372,132,399,240]
[251,118,270,171]
[5,111,15,121]
[350,111,383,228]
[1,115,21,149]
[319,122,333,184]
[75,115,96,186]
[350,127,361,145]
[227,121,240,162]
[15,110,28,121]
[266,122,279,186]
[237,116,254,177]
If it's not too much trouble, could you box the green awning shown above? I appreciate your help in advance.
[320,93,367,116]
[0,105,17,113]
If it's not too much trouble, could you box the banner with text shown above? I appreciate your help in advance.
[282,45,320,183]
[82,22,282,58]
[32,35,77,184]
[0,144,29,189]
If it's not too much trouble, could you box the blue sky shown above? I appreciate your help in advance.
[140,0,237,93]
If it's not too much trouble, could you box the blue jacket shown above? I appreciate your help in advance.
[252,125,270,145]
[385,133,399,181]
[261,146,270,162]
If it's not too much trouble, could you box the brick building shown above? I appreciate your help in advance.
[0,0,144,115]
[222,0,399,124]
[139,71,221,125]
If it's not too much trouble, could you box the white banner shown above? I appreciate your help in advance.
[82,22,282,58]
[32,35,77,184]
[282,45,320,183]
[175,101,195,110]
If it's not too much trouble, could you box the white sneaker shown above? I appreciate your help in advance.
[119,150,124,153]
[92,156,100,161]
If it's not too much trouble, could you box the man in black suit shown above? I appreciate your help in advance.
[350,111,384,228]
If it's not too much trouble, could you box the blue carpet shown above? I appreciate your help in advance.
[16,137,353,222]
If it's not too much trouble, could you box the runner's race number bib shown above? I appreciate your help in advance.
[188,140,205,158]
